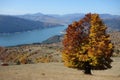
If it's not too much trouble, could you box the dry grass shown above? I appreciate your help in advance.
[0,57,120,80]
[0,43,62,63]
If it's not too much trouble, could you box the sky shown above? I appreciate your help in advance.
[0,0,120,15]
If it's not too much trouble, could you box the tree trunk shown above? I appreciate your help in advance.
[84,62,92,74]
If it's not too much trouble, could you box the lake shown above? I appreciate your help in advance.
[0,26,67,47]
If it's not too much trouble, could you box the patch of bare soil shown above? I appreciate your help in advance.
[0,57,120,80]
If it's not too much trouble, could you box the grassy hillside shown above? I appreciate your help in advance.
[110,31,120,56]
[0,57,120,80]
[0,43,62,64]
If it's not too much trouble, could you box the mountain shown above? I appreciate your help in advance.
[17,13,120,31]
[0,15,63,33]
[0,13,119,33]
[99,14,120,19]
[61,13,120,30]
[103,18,120,31]
[42,35,63,44]
[17,13,85,25]
[17,13,65,25]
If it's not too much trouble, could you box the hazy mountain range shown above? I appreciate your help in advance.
[17,13,120,31]
[0,15,63,33]
[0,13,120,33]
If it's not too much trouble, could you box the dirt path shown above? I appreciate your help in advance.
[0,57,120,80]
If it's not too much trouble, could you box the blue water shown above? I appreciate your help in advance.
[0,26,67,47]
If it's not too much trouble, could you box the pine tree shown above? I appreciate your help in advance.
[62,13,113,74]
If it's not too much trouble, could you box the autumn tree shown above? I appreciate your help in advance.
[62,13,113,74]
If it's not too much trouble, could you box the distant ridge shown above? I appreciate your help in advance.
[17,13,120,31]
[0,15,63,33]
[0,13,120,33]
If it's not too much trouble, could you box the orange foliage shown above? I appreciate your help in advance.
[62,13,113,69]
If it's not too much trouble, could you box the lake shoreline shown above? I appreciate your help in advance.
[0,26,67,47]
